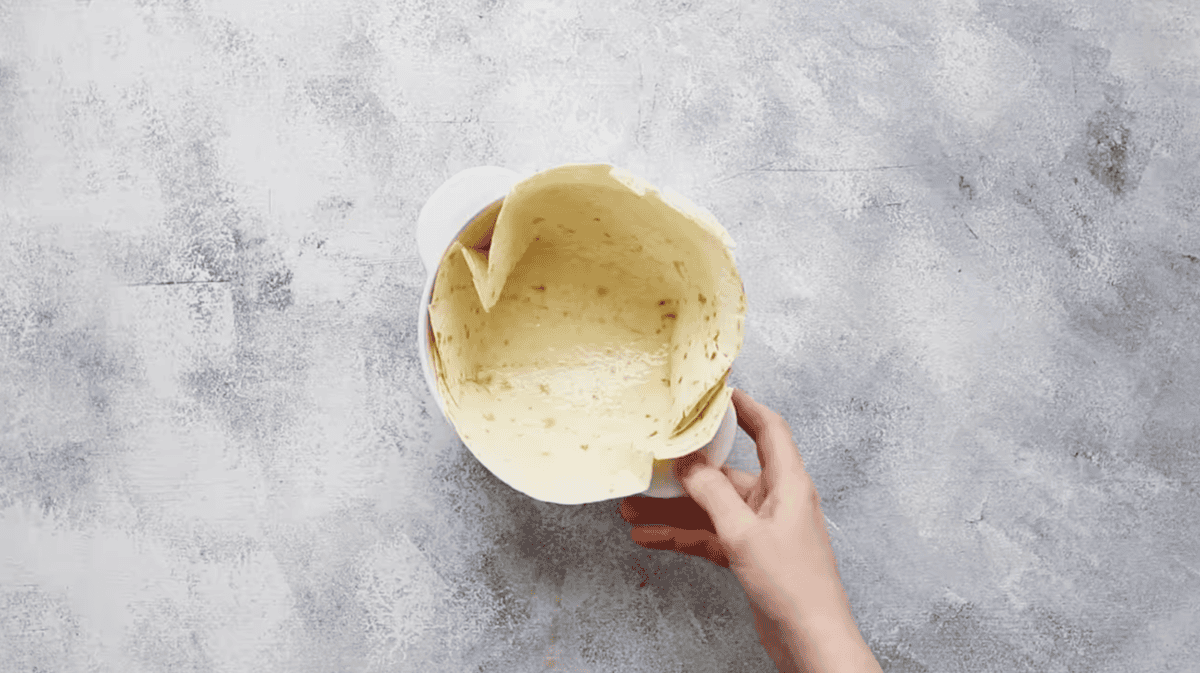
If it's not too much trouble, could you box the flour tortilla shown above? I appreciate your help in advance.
[427,164,745,504]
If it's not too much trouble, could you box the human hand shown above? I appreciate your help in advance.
[619,388,881,673]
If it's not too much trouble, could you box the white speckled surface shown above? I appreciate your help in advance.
[2,1,1199,671]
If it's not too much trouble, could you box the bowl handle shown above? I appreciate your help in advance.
[416,166,524,274]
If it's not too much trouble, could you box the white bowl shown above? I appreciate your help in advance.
[415,166,737,500]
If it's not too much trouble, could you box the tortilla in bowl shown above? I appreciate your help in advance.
[427,164,745,504]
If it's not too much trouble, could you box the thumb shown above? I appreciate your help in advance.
[674,452,756,543]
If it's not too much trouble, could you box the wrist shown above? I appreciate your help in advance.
[778,574,856,636]
[780,607,878,673]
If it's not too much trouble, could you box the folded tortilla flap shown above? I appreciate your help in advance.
[598,169,744,429]
[429,241,496,393]
[459,166,606,313]
[652,383,734,461]
[457,198,504,251]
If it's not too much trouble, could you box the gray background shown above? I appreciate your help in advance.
[2,0,1198,671]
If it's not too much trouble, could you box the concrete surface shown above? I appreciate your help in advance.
[2,0,1199,671]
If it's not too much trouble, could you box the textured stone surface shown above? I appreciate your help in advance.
[2,1,1199,671]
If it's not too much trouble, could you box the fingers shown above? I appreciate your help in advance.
[630,525,730,568]
[721,465,758,498]
[620,469,759,532]
[674,452,756,542]
[722,465,765,510]
[620,496,715,532]
[730,388,805,482]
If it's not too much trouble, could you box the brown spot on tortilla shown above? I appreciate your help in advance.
[664,313,676,319]
[581,444,589,450]
[594,217,601,222]
[645,414,651,418]
[598,317,606,324]
[597,286,608,296]
[532,285,546,291]
[657,299,668,306]
[698,294,707,304]
[543,418,556,428]
[539,384,550,394]
[504,339,509,345]
[563,311,570,317]
[483,413,495,421]
[648,431,658,437]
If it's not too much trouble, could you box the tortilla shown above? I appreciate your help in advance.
[427,164,745,504]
